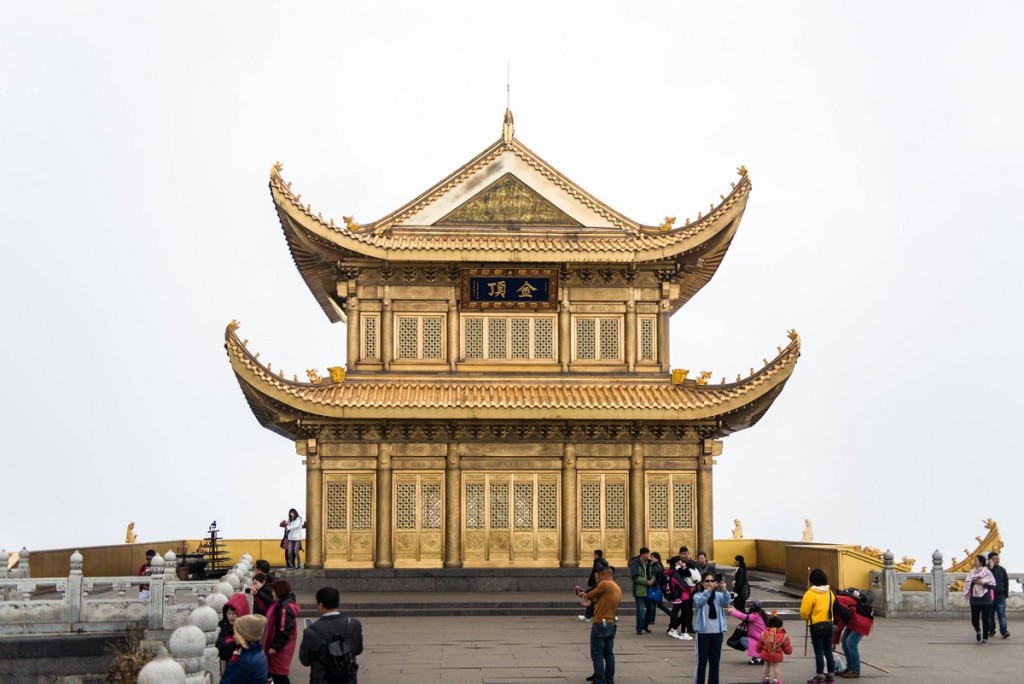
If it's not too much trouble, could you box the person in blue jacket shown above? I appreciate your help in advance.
[221,614,269,684]
[693,572,731,684]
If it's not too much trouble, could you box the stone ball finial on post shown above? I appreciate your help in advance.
[204,591,228,613]
[215,580,235,599]
[168,620,207,679]
[70,550,84,574]
[0,549,9,578]
[163,551,178,579]
[137,646,186,684]
[18,547,30,577]
[931,549,943,570]
[882,549,894,569]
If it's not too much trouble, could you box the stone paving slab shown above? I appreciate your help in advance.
[281,614,1019,683]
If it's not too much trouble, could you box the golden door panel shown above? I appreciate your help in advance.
[578,473,628,564]
[323,473,375,566]
[645,472,696,556]
[463,473,559,565]
[393,473,444,566]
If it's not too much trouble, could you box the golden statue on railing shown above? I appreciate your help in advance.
[731,519,744,539]
[125,522,138,544]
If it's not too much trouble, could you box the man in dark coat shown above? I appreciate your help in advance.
[299,586,364,684]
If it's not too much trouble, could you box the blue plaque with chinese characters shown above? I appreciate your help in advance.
[461,269,558,310]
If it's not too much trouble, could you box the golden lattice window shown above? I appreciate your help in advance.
[362,314,380,360]
[465,318,484,359]
[534,318,553,359]
[396,315,444,360]
[599,319,620,360]
[461,315,557,361]
[576,318,596,360]
[639,316,656,362]
[581,481,602,530]
[352,481,372,530]
[538,482,558,529]
[514,481,534,529]
[397,317,419,359]
[465,482,485,529]
[490,482,509,527]
[648,482,669,529]
[396,482,417,530]
[511,318,530,359]
[605,482,625,528]
[326,482,347,530]
[673,481,694,529]
[421,482,442,530]
[488,317,507,358]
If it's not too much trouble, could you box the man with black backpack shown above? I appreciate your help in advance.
[299,586,364,684]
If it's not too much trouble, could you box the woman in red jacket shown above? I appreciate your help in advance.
[262,578,301,684]
[833,592,872,679]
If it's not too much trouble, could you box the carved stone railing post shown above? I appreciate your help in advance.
[931,549,946,612]
[68,550,84,626]
[0,549,8,579]
[881,549,896,617]
[149,554,166,629]
[18,547,30,578]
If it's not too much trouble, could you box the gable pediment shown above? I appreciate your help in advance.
[438,173,581,226]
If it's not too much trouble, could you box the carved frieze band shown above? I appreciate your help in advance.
[305,423,718,443]
[356,266,662,288]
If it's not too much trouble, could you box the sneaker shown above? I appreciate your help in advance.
[981,639,988,645]
[668,629,680,638]
[680,632,693,640]
[749,657,763,665]
[807,677,826,683]
[586,676,596,682]
[1003,632,1011,638]
[642,628,652,633]
[578,615,588,621]
[839,673,860,679]
[976,630,982,642]
[825,676,835,683]
[762,678,770,684]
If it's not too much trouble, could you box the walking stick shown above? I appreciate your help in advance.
[803,621,809,656]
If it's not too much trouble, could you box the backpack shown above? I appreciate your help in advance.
[833,596,854,624]
[326,618,359,683]
[837,588,875,622]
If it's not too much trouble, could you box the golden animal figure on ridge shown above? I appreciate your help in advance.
[659,216,676,232]
[125,522,138,544]
[731,519,744,540]
[343,216,359,232]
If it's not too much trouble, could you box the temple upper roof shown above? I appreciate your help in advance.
[224,322,800,439]
[271,113,751,322]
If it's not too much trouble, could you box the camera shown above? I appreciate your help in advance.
[714,573,724,583]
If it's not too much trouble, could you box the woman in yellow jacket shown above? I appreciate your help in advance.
[800,568,837,683]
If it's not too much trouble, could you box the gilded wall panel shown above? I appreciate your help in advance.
[643,459,698,470]
[645,443,701,458]
[394,443,446,457]
[320,442,378,458]
[636,303,660,314]
[357,296,382,309]
[462,459,561,471]
[389,287,454,301]
[392,459,445,470]
[321,459,376,470]
[459,443,550,458]
[567,288,630,302]
[577,443,630,458]
[637,288,661,300]
[577,459,629,470]
[571,303,628,314]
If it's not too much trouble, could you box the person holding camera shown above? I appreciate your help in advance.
[575,565,622,684]
[693,572,732,684]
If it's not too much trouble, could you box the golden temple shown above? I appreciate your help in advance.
[226,111,800,569]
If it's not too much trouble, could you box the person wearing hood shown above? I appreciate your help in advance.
[728,599,768,665]
[217,592,252,665]
[221,614,269,684]
[800,568,837,683]
[263,578,301,684]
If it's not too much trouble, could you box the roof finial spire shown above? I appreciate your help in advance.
[503,62,514,145]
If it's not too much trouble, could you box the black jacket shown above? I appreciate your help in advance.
[991,564,1009,599]
[299,613,365,684]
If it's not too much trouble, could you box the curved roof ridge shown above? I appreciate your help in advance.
[225,322,800,417]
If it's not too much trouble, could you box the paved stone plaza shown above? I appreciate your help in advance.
[283,612,1018,683]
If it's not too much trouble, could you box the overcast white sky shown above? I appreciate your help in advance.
[2,2,1021,574]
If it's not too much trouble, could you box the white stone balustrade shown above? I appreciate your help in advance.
[0,549,253,636]
[870,549,1024,618]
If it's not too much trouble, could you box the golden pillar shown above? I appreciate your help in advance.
[558,290,570,372]
[346,293,359,369]
[381,292,392,371]
[625,298,636,372]
[302,439,323,569]
[629,441,645,555]
[658,301,670,372]
[447,296,459,372]
[560,442,579,568]
[375,442,394,568]
[444,443,463,568]
[697,439,721,560]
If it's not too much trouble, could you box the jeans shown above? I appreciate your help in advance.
[285,540,301,567]
[988,597,1008,636]
[694,631,723,684]
[634,596,654,632]
[590,622,616,684]
[810,628,836,675]
[840,628,862,674]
